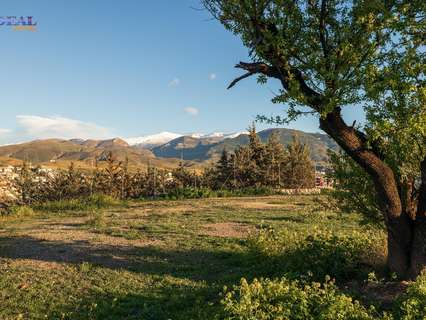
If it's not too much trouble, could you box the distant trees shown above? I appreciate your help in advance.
[283,136,316,189]
[11,130,316,205]
[208,124,315,189]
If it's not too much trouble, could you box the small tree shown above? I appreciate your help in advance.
[13,161,39,205]
[248,124,268,185]
[214,149,233,188]
[265,131,287,187]
[283,136,316,188]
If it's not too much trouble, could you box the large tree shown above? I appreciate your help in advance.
[202,0,425,278]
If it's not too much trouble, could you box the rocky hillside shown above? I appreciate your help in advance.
[152,128,339,163]
[0,138,181,169]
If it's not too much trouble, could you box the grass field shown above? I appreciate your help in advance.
[0,195,388,319]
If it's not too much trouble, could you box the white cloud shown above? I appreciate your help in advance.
[209,73,217,80]
[0,128,12,135]
[183,107,199,116]
[168,78,180,87]
[16,115,112,140]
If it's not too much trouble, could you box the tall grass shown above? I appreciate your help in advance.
[31,194,124,213]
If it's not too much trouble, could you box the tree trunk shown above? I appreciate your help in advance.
[318,110,426,278]
[409,159,426,277]
[386,214,413,278]
[387,216,426,279]
[409,217,426,278]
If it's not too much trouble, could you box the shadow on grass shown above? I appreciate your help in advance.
[0,235,383,319]
[0,236,255,283]
[0,233,383,283]
[0,236,249,319]
[47,286,221,320]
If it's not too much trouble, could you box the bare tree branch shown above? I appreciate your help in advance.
[227,61,282,89]
[227,72,256,89]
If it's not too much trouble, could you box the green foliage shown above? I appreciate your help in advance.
[282,136,316,189]
[393,274,426,319]
[161,187,213,200]
[247,226,385,283]
[329,151,383,226]
[221,277,384,320]
[32,194,122,213]
[203,0,423,119]
[209,125,315,190]
[8,205,35,217]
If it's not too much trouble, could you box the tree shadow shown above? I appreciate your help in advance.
[46,285,221,320]
[0,235,252,283]
[0,234,385,319]
[0,235,250,319]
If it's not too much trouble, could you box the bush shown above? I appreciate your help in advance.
[162,187,213,200]
[215,187,276,198]
[236,186,276,196]
[159,186,276,200]
[247,227,385,283]
[393,274,426,319]
[31,194,122,213]
[222,277,384,320]
[8,205,36,217]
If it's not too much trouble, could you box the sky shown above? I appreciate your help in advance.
[0,0,362,144]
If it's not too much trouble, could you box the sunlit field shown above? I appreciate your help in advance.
[0,195,394,319]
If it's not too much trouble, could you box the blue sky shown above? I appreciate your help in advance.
[0,0,361,144]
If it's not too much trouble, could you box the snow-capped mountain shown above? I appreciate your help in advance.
[125,131,249,149]
[223,131,249,139]
[125,132,183,148]
[189,132,248,139]
[0,128,339,165]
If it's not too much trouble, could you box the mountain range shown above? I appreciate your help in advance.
[0,128,339,169]
[123,131,248,149]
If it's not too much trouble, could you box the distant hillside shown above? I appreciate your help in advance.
[152,128,339,163]
[152,135,226,160]
[0,138,179,169]
[0,128,339,169]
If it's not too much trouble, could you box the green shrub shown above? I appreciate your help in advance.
[8,205,36,217]
[393,274,426,319]
[222,277,385,320]
[247,227,385,283]
[159,186,276,200]
[162,187,213,200]
[86,210,106,228]
[31,194,122,213]
[328,151,384,227]
[214,187,276,198]
[236,186,276,196]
